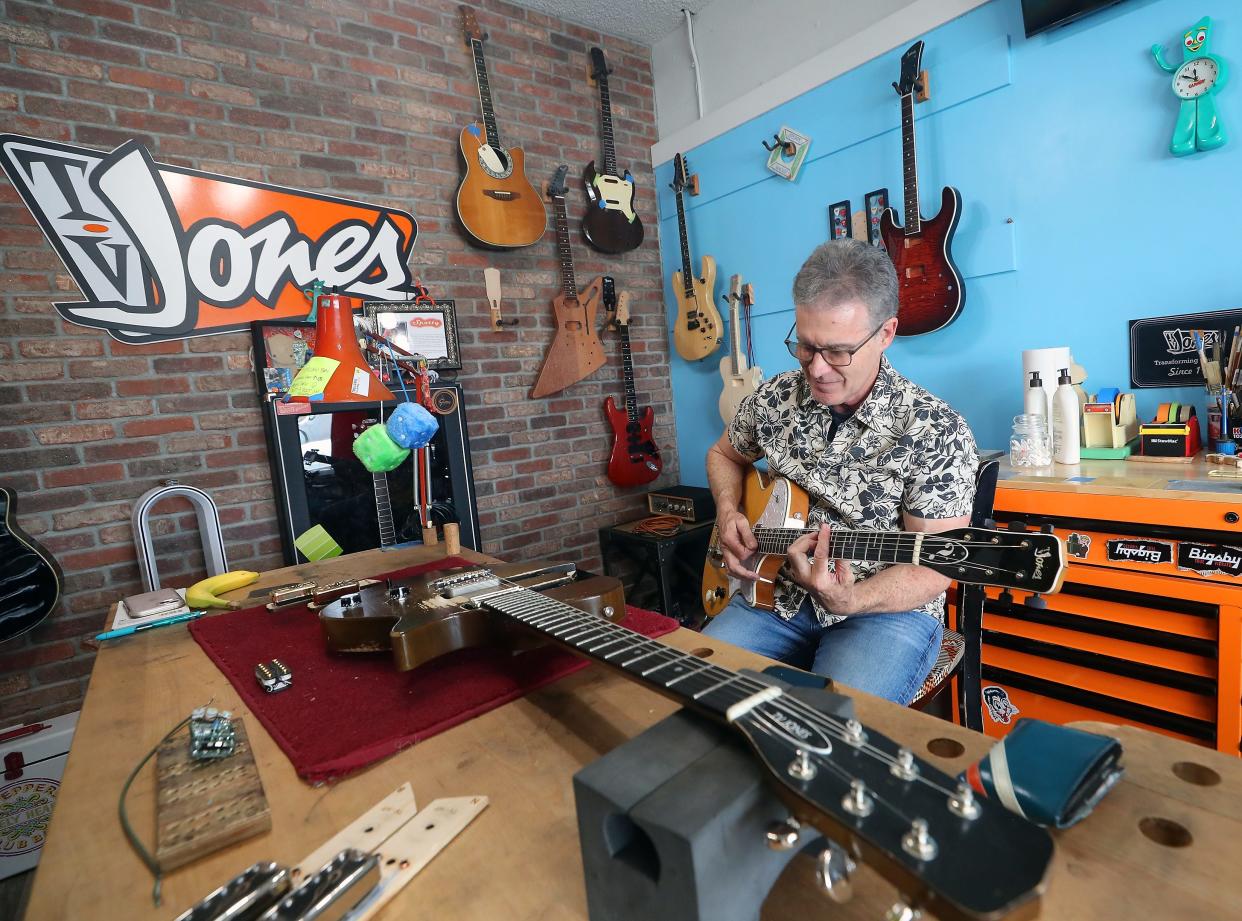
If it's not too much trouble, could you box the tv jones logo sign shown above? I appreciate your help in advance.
[0,135,418,343]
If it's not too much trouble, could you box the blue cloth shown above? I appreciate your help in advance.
[702,595,942,705]
[386,401,438,449]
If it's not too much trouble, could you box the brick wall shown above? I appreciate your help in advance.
[0,0,677,726]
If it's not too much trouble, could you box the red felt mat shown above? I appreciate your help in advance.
[189,557,679,783]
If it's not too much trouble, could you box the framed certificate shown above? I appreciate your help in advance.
[362,300,461,371]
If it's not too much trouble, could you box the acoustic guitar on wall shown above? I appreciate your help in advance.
[529,166,607,399]
[603,284,662,488]
[878,41,965,336]
[581,47,644,255]
[717,274,762,423]
[670,153,721,361]
[455,5,546,249]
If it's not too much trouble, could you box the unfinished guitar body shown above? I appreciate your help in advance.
[530,276,607,398]
[456,127,546,249]
[319,561,626,671]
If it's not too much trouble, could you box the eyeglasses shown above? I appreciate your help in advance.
[784,319,887,367]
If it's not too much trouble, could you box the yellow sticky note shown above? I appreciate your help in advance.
[288,356,340,397]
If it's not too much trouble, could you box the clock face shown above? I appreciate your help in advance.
[1174,58,1219,98]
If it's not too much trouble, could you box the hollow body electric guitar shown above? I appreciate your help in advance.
[878,41,965,337]
[0,487,62,643]
[582,47,644,255]
[702,469,1065,617]
[717,274,762,423]
[529,166,607,399]
[670,154,721,361]
[320,560,1054,920]
[603,285,662,487]
[455,6,546,248]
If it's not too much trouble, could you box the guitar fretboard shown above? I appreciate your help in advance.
[618,321,638,423]
[726,285,742,378]
[751,526,921,565]
[674,186,694,301]
[595,63,618,176]
[373,471,395,549]
[469,38,501,150]
[551,193,577,298]
[899,90,921,236]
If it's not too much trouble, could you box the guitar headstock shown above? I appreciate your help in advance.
[920,527,1066,594]
[731,699,1052,919]
[601,275,617,314]
[672,153,689,192]
[460,5,485,44]
[588,47,609,83]
[894,40,925,96]
[615,290,631,327]
[547,164,569,199]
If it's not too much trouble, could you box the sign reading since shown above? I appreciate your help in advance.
[1129,307,1242,388]
[0,134,419,344]
[1105,539,1174,565]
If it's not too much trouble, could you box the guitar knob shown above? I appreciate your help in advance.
[765,817,802,850]
[815,840,856,903]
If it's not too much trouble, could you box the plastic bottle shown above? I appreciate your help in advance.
[1052,367,1081,464]
[1024,371,1048,421]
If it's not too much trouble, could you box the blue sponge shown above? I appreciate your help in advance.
[386,401,439,449]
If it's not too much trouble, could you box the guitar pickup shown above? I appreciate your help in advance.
[173,862,290,921]
[686,320,700,330]
[255,659,292,694]
[258,849,379,921]
[310,580,363,607]
[266,581,316,610]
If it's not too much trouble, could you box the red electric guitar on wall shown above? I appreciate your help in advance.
[603,283,662,488]
[878,40,965,336]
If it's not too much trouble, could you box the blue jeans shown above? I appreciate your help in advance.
[701,595,943,705]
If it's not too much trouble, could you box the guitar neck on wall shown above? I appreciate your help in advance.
[603,284,662,487]
[670,153,721,362]
[581,47,644,255]
[878,41,965,336]
[530,166,607,399]
[717,274,762,424]
[455,5,547,249]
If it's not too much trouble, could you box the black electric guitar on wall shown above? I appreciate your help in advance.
[0,487,63,643]
[581,47,644,255]
[878,40,965,337]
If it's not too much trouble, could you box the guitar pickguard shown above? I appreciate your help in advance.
[591,174,635,221]
[475,142,514,180]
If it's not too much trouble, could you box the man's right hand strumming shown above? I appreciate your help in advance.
[717,507,760,581]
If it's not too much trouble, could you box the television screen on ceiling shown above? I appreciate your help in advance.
[1021,0,1125,38]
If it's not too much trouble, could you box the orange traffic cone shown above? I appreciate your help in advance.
[313,292,394,402]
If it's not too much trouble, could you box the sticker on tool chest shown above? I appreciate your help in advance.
[1066,533,1092,559]
[1177,541,1242,577]
[1106,539,1174,565]
[983,686,1020,725]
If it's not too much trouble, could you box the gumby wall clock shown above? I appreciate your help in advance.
[1151,16,1228,156]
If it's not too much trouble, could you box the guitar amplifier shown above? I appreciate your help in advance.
[647,486,715,523]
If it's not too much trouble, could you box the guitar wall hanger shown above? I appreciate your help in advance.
[761,133,798,157]
[483,266,518,330]
[891,68,931,102]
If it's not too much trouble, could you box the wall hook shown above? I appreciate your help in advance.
[762,133,797,157]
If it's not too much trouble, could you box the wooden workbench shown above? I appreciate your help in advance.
[22,546,1242,920]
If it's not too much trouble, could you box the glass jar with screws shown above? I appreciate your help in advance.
[1010,414,1052,468]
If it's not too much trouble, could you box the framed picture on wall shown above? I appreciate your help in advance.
[864,188,888,248]
[828,200,852,240]
[363,301,461,371]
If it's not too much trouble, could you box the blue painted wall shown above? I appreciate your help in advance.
[656,0,1241,486]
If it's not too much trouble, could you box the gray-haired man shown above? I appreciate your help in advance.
[704,239,978,704]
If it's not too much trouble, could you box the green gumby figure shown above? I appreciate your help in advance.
[1152,16,1228,156]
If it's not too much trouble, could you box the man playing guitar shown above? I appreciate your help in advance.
[704,239,978,704]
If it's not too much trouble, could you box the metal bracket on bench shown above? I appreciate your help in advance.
[132,481,229,591]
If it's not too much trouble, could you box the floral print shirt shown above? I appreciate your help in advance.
[727,355,978,625]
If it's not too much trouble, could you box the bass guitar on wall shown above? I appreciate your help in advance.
[455,5,546,249]
[670,153,721,361]
[702,468,1065,617]
[878,41,965,336]
[582,47,644,255]
[0,487,62,643]
[603,283,662,487]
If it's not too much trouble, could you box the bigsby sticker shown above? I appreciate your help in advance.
[0,134,418,343]
[1177,541,1242,578]
[1105,539,1174,566]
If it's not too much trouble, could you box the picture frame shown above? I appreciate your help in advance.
[828,200,852,240]
[864,188,889,248]
[363,300,461,372]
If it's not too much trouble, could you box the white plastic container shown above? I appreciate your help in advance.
[0,711,78,878]
[1024,371,1049,420]
[1052,368,1081,465]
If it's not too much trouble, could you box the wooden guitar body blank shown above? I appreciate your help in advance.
[456,127,545,248]
[531,277,607,398]
[319,562,626,672]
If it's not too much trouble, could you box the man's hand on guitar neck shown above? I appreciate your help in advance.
[787,523,860,615]
[716,508,760,581]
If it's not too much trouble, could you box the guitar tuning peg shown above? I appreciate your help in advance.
[815,840,856,903]
[891,80,902,95]
[765,817,802,851]
[997,589,1014,606]
[885,903,923,921]
[1006,520,1029,533]
[1040,523,1056,534]
[1025,593,1048,610]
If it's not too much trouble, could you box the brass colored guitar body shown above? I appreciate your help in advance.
[671,254,721,362]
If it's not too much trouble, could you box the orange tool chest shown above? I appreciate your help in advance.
[956,457,1242,756]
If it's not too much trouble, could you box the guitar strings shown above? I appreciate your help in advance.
[479,575,962,805]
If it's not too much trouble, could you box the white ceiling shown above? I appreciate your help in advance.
[510,0,714,45]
